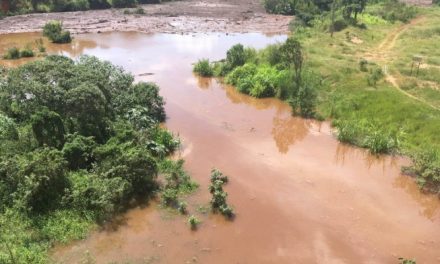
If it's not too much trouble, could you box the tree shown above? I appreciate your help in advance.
[341,0,367,21]
[280,37,304,90]
[31,109,65,149]
[14,148,68,212]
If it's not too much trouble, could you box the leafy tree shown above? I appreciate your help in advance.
[31,109,65,149]
[14,148,68,212]
[341,0,367,21]
[280,37,303,89]
[62,133,96,170]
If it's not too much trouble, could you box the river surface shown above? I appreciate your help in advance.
[1,32,440,263]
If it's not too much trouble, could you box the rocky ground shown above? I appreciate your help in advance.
[0,0,292,35]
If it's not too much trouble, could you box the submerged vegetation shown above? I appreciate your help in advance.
[43,20,72,44]
[0,55,188,262]
[209,169,234,219]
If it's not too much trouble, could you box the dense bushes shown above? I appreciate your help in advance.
[209,169,234,219]
[0,55,184,262]
[43,20,72,43]
[193,59,214,77]
[369,0,418,23]
[403,149,440,194]
[193,37,319,118]
[333,119,399,154]
[4,0,178,14]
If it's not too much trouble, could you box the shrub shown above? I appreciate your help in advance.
[177,201,187,214]
[403,149,440,193]
[226,44,247,69]
[43,20,72,44]
[20,47,35,57]
[331,19,348,32]
[188,215,200,230]
[208,169,234,219]
[111,0,137,8]
[89,0,111,9]
[3,47,20,59]
[362,130,398,154]
[193,59,214,77]
[370,0,418,23]
[359,59,368,72]
[367,67,383,87]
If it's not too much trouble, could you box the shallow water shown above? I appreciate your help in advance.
[1,32,440,263]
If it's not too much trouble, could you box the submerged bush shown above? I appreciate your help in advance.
[188,215,200,230]
[403,149,440,193]
[193,59,214,77]
[208,169,234,219]
[43,20,72,44]
[3,47,20,59]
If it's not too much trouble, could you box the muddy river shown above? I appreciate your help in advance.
[1,32,440,263]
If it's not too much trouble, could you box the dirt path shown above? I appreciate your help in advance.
[365,16,440,111]
[0,0,292,35]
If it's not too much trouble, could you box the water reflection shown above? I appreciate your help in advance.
[272,110,309,154]
[393,175,440,220]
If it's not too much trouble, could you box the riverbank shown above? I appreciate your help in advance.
[0,0,291,35]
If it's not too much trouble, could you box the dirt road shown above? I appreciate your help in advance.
[0,0,292,35]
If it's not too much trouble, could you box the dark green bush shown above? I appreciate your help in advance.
[43,20,72,44]
[3,47,20,59]
[370,0,418,23]
[111,0,137,8]
[404,149,440,193]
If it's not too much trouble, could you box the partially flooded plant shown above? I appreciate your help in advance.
[193,59,214,77]
[209,168,235,219]
[210,168,229,184]
[188,215,200,230]
[178,201,187,215]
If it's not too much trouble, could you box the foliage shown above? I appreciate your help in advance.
[43,20,72,44]
[111,0,137,8]
[193,59,214,77]
[2,47,20,59]
[0,55,189,262]
[20,47,35,57]
[398,258,417,264]
[333,119,399,154]
[367,67,384,87]
[368,0,418,23]
[209,169,234,219]
[187,215,200,230]
[403,149,440,193]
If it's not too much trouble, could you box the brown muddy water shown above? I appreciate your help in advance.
[1,32,440,264]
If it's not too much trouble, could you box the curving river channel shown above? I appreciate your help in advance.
[1,32,440,263]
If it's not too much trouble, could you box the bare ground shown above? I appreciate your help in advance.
[0,0,292,35]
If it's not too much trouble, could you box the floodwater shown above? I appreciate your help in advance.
[1,32,440,263]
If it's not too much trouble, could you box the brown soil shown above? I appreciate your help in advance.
[0,0,292,35]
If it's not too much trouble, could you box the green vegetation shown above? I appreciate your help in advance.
[195,41,320,118]
[399,258,416,264]
[3,0,178,14]
[187,215,200,230]
[43,20,72,44]
[209,169,234,219]
[160,159,198,209]
[2,45,38,60]
[193,2,440,192]
[0,55,188,262]
[2,47,20,59]
[193,59,214,77]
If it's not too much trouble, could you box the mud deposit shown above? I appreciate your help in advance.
[1,32,440,263]
[0,0,291,35]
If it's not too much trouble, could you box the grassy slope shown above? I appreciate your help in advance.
[300,6,440,154]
